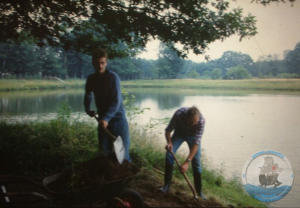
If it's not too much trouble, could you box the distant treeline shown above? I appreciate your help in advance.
[1,42,300,80]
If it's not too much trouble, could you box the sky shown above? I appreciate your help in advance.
[137,1,300,62]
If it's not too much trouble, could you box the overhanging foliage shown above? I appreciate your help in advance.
[1,0,258,57]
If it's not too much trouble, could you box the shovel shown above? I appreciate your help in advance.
[94,115,126,164]
[168,150,198,199]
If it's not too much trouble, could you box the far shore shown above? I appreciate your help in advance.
[1,78,300,92]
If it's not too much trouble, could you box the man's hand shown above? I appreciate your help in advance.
[86,110,96,117]
[100,120,108,129]
[165,142,173,152]
[180,161,189,173]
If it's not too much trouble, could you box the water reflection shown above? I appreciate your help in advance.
[0,90,92,114]
[133,92,184,110]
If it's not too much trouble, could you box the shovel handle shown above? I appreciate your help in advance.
[169,150,198,199]
[103,128,117,141]
[94,115,117,141]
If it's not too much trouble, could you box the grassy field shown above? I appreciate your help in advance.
[0,111,265,207]
[123,78,300,92]
[0,79,84,91]
[1,78,300,92]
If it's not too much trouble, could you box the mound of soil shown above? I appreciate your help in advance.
[46,157,225,207]
[1,156,225,207]
[46,155,138,193]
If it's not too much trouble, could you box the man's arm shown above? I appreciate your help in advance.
[187,144,199,162]
[181,144,199,173]
[165,111,178,151]
[181,115,205,173]
[102,73,122,122]
[165,130,173,151]
[84,76,95,117]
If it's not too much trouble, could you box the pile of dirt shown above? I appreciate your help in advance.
[46,157,225,207]
[1,156,227,207]
[45,155,138,193]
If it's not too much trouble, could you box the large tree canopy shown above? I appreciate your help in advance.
[251,0,295,5]
[0,0,294,58]
[285,42,300,74]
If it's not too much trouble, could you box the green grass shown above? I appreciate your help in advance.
[0,113,265,207]
[123,78,300,92]
[129,127,266,208]
[0,88,83,99]
[0,117,98,176]
[1,78,300,93]
[0,79,84,91]
[125,86,300,96]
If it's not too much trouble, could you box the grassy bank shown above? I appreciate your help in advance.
[123,78,300,92]
[0,79,84,91]
[1,78,300,92]
[130,127,265,207]
[0,115,265,207]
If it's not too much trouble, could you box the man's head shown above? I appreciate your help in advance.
[186,106,200,127]
[92,49,108,74]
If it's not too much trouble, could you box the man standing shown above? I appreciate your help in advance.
[161,106,206,199]
[84,49,130,161]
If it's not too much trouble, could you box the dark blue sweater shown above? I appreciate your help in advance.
[84,70,125,122]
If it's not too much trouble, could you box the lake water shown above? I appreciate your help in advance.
[0,88,299,207]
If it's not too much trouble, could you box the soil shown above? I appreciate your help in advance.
[1,156,225,207]
[129,168,225,208]
[46,155,138,193]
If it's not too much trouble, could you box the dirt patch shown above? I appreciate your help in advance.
[1,156,225,207]
[46,155,139,193]
[128,168,225,208]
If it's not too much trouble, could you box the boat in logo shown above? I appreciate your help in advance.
[242,150,294,202]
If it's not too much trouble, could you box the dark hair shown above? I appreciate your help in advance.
[186,106,200,123]
[92,48,108,66]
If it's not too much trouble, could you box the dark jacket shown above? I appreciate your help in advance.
[84,70,125,122]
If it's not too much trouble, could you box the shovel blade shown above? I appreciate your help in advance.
[114,136,126,164]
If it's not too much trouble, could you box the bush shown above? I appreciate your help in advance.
[0,119,98,177]
[224,66,251,79]
[276,73,300,78]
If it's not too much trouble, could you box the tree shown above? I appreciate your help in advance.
[109,57,141,80]
[251,0,295,5]
[210,68,223,79]
[134,59,157,79]
[253,55,287,77]
[0,42,42,77]
[285,42,300,75]
[40,47,65,78]
[157,43,184,79]
[225,66,251,79]
[65,50,93,78]
[214,51,254,75]
[1,0,259,58]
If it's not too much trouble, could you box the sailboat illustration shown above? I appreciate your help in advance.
[259,156,282,187]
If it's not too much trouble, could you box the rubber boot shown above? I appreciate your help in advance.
[160,163,173,193]
[194,172,206,200]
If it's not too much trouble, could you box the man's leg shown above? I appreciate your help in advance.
[108,117,131,161]
[161,137,184,192]
[187,140,206,199]
[98,124,113,156]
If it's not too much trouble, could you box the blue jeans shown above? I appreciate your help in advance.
[165,136,202,194]
[98,116,131,161]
